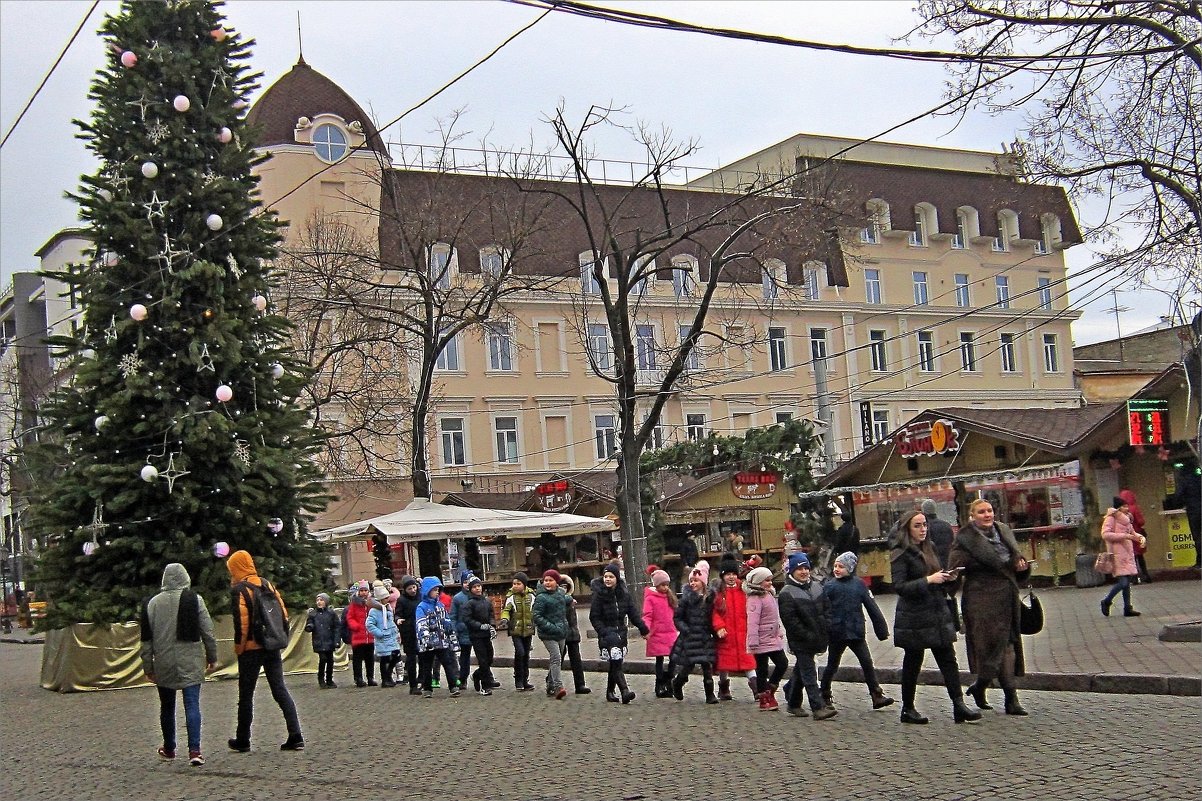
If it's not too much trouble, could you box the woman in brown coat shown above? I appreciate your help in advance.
[948,498,1031,716]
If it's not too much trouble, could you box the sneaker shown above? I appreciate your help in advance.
[431,679,440,688]
[188,751,205,767]
[423,689,434,698]
[227,739,250,753]
[520,683,536,692]
[280,734,305,752]
[786,706,810,718]
[477,687,493,696]
[449,686,462,698]
[554,687,567,700]
[157,747,176,761]
[575,687,592,695]
[812,706,838,721]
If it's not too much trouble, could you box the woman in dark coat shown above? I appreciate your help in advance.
[589,563,649,703]
[670,560,719,704]
[890,509,980,725]
[949,498,1031,716]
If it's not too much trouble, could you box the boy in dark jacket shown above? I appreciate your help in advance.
[819,552,893,711]
[778,552,836,720]
[532,569,571,699]
[461,576,498,695]
[305,593,340,688]
[394,576,421,694]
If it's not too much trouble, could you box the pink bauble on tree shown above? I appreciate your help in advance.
[215,384,233,403]
[210,27,227,41]
[213,541,230,558]
[252,294,267,312]
[218,127,232,143]
[120,51,137,68]
[130,303,148,321]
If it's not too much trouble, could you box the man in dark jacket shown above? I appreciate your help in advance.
[777,552,836,720]
[921,500,955,569]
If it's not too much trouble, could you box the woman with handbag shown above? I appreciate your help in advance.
[949,498,1031,717]
[1100,497,1145,618]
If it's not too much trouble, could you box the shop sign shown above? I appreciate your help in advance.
[534,479,572,512]
[732,471,778,500]
[895,419,960,457]
[1126,398,1170,447]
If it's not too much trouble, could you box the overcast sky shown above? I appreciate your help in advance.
[1,0,1193,345]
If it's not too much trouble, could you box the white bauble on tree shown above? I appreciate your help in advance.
[215,384,233,403]
[218,127,232,143]
[172,95,190,112]
[130,303,148,321]
[102,252,119,267]
[98,188,113,202]
[206,213,223,230]
[141,162,159,179]
[271,363,285,379]
[94,415,109,430]
[252,295,267,312]
[140,464,159,482]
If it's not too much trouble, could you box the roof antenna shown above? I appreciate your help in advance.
[296,11,306,65]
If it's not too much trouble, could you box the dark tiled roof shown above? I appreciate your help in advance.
[247,59,387,156]
[930,405,1120,450]
[441,490,533,511]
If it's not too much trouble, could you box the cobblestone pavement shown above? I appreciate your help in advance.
[2,638,1200,801]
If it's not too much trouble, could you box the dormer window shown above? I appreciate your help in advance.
[313,123,348,163]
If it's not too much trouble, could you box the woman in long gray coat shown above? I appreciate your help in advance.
[140,563,218,766]
[948,498,1031,717]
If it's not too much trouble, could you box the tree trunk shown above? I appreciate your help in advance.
[616,443,650,601]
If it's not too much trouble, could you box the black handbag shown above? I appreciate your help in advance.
[1019,590,1044,635]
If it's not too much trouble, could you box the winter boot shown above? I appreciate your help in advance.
[952,697,982,723]
[617,674,636,704]
[1003,688,1029,716]
[746,676,758,701]
[703,678,720,705]
[761,687,780,712]
[718,677,733,701]
[966,681,992,710]
[812,705,838,721]
[820,685,835,709]
[671,672,687,701]
[870,687,895,709]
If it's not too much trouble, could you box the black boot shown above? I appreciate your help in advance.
[820,684,835,709]
[899,707,928,725]
[1003,689,1028,716]
[1123,607,1141,617]
[671,671,687,701]
[966,681,993,710]
[617,674,635,704]
[717,677,732,701]
[703,678,719,705]
[952,697,982,723]
[870,688,895,709]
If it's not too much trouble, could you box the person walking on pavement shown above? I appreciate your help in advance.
[500,572,536,692]
[414,576,461,698]
[712,554,756,702]
[819,552,894,712]
[1100,497,1146,619]
[950,499,1032,717]
[304,592,340,689]
[533,569,572,699]
[743,566,788,712]
[642,567,679,698]
[559,575,591,695]
[670,560,720,704]
[461,575,499,695]
[451,570,478,691]
[589,562,649,704]
[141,563,218,766]
[226,550,304,752]
[778,552,836,720]
[342,580,376,687]
[395,576,421,694]
[890,511,979,725]
[1119,489,1152,583]
[921,499,954,568]
[366,581,401,687]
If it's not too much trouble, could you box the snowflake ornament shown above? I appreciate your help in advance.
[202,168,219,186]
[233,439,251,467]
[126,93,152,121]
[226,253,243,279]
[161,452,191,493]
[118,352,143,378]
[157,233,187,273]
[147,122,169,145]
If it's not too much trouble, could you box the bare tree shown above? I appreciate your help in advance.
[511,105,849,594]
[911,0,1201,312]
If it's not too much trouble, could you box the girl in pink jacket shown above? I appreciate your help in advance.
[642,567,678,698]
[744,566,788,711]
[1101,496,1145,618]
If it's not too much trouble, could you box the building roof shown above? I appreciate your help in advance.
[441,490,534,511]
[247,58,387,157]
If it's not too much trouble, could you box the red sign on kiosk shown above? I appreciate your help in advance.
[732,471,778,500]
[1126,399,1170,447]
[894,419,960,457]
[534,479,573,512]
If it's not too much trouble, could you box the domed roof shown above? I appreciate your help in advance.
[247,58,387,156]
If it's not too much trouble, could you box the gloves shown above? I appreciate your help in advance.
[497,619,509,631]
[486,624,497,640]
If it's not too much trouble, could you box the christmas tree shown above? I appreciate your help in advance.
[28,0,329,630]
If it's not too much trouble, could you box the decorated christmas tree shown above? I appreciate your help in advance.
[28,0,329,630]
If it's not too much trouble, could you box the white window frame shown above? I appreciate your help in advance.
[768,326,788,372]
[494,416,519,464]
[861,198,889,244]
[1043,333,1060,373]
[871,409,891,444]
[588,323,612,372]
[869,329,888,372]
[439,416,466,467]
[678,323,701,371]
[959,332,978,372]
[803,262,821,301]
[434,329,460,371]
[635,324,657,371]
[428,243,456,289]
[809,327,829,369]
[479,246,507,280]
[594,414,617,459]
[917,330,935,373]
[486,322,514,371]
[775,411,794,425]
[312,123,348,163]
[995,276,1011,309]
[912,271,929,306]
[630,255,654,296]
[1038,276,1053,310]
[580,251,608,295]
[865,268,882,305]
[1000,332,1018,373]
[671,255,696,297]
[686,413,708,442]
[994,209,1019,252]
[909,203,936,247]
[954,273,971,307]
[762,259,785,300]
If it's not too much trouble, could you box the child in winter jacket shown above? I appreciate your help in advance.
[671,560,719,704]
[743,566,788,711]
[500,572,536,691]
[395,576,421,694]
[589,563,649,704]
[341,581,376,687]
[642,567,678,698]
[532,569,572,699]
[820,552,894,711]
[712,555,755,701]
[305,593,340,688]
[778,552,836,720]
[460,576,499,695]
[414,576,461,697]
[366,582,401,687]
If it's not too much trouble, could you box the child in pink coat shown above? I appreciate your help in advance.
[642,567,678,698]
[744,566,788,711]
[1101,496,1145,617]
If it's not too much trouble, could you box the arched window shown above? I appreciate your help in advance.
[312,123,348,163]
[479,245,509,279]
[910,202,938,247]
[994,209,1019,252]
[953,206,979,249]
[802,260,824,301]
[670,254,696,297]
[861,199,890,244]
[630,255,654,296]
[1037,213,1062,254]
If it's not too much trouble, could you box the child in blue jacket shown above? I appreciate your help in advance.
[366,582,401,688]
[819,552,894,710]
[414,577,461,698]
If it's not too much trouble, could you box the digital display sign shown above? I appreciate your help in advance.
[1126,399,1170,447]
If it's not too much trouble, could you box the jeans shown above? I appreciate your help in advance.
[457,640,476,686]
[1103,575,1133,609]
[158,683,201,753]
[753,651,789,693]
[786,653,822,710]
[511,635,532,688]
[542,638,565,692]
[821,639,881,692]
[316,650,334,684]
[418,647,458,691]
[235,649,302,743]
[901,645,962,709]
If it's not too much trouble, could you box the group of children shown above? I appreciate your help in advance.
[306,550,894,718]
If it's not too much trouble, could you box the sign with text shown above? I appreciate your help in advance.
[1126,398,1170,447]
[732,471,778,500]
[534,479,573,512]
[894,418,961,457]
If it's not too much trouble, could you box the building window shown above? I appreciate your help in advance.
[1038,213,1062,253]
[588,323,611,372]
[644,415,665,450]
[768,327,788,371]
[995,276,1010,308]
[954,273,971,307]
[803,263,821,300]
[494,416,519,464]
[912,271,929,306]
[959,332,978,372]
[1043,333,1060,373]
[810,327,829,369]
[480,246,506,280]
[679,324,700,371]
[434,329,460,371]
[775,411,794,424]
[861,198,889,244]
[635,324,657,370]
[871,409,891,443]
[428,244,454,289]
[917,330,935,372]
[869,330,887,371]
[909,203,935,247]
[762,259,785,300]
[312,123,347,162]
[994,209,1019,252]
[440,417,466,466]
[686,413,707,441]
[594,414,616,459]
[865,269,882,304]
[953,209,969,249]
[486,323,514,371]
[580,252,606,295]
[1038,276,1052,310]
[630,255,653,296]
[671,255,696,297]
[1000,333,1018,373]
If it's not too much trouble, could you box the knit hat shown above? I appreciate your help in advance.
[382,578,394,589]
[356,579,370,591]
[650,569,670,587]
[745,566,773,587]
[690,559,710,585]
[459,568,474,585]
[1113,496,1127,508]
[401,575,419,590]
[372,580,389,601]
[835,551,858,573]
[316,592,330,604]
[466,575,483,588]
[718,554,741,577]
[602,563,621,579]
[921,499,937,517]
[542,569,562,585]
[512,571,529,587]
[787,552,811,573]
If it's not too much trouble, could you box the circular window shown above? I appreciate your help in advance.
[312,123,348,162]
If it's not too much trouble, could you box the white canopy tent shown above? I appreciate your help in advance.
[313,497,616,543]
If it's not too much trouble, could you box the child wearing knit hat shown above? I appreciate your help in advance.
[819,552,894,711]
[670,560,720,704]
[743,566,788,711]
[501,572,536,691]
[713,554,756,702]
[532,570,572,699]
[305,593,340,689]
[642,565,679,698]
